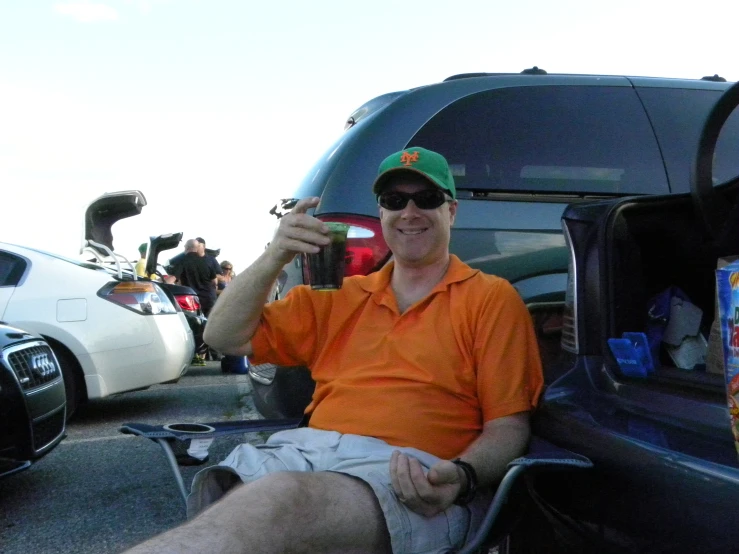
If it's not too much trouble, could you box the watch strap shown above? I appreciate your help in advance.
[451,458,478,506]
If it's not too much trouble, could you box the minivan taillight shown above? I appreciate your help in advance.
[302,215,389,281]
[176,294,201,313]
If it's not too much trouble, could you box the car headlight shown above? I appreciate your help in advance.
[100,281,178,315]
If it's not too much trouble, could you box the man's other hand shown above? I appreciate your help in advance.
[389,451,463,518]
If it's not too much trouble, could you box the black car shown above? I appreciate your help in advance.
[145,232,206,351]
[524,80,739,551]
[0,323,66,478]
[250,69,739,421]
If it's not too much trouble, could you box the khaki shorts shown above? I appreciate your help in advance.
[187,428,491,554]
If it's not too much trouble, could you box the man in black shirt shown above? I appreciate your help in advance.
[196,237,222,298]
[172,239,218,317]
[195,238,224,362]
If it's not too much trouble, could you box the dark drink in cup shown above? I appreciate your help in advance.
[308,222,349,291]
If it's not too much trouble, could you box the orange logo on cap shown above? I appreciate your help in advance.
[400,151,419,166]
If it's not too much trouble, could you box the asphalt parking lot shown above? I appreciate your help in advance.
[0,362,266,554]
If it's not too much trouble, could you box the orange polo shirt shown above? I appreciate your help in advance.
[249,255,543,460]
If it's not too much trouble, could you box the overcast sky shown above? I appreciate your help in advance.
[1,0,737,272]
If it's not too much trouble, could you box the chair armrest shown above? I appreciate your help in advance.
[508,436,593,470]
[456,437,592,554]
[119,418,304,507]
[120,418,303,442]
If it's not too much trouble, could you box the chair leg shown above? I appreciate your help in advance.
[495,535,511,554]
[155,438,189,505]
[457,465,526,553]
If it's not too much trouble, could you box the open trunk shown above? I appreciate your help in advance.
[530,81,739,552]
[145,232,183,278]
[82,190,147,255]
[602,82,739,394]
[605,185,739,391]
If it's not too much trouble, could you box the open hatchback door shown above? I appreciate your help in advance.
[528,82,739,551]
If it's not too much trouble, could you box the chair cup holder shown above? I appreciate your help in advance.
[163,423,215,434]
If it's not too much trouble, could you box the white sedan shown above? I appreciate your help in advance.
[0,192,195,418]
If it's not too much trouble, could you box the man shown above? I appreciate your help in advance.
[196,237,223,282]
[127,147,543,554]
[134,243,148,278]
[171,239,218,317]
[195,237,223,361]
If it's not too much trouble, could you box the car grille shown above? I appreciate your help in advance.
[4,342,62,391]
[32,408,66,452]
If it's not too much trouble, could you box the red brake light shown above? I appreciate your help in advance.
[302,215,389,282]
[176,294,201,312]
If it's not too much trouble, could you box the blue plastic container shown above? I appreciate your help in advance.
[221,355,248,374]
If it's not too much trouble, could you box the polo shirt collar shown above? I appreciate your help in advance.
[358,254,479,297]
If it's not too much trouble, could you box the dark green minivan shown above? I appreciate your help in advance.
[249,69,739,419]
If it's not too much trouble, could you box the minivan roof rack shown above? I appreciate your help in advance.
[521,66,547,75]
[702,74,727,82]
[444,67,547,82]
[443,72,504,81]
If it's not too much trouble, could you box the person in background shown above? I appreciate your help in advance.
[172,239,217,366]
[135,243,148,278]
[195,238,224,362]
[217,260,234,296]
[216,259,241,373]
[196,237,223,284]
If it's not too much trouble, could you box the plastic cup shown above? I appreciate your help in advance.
[307,222,350,291]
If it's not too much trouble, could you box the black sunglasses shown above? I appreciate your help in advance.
[378,189,450,211]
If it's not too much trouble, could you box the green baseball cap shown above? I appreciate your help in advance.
[138,243,147,255]
[372,147,456,199]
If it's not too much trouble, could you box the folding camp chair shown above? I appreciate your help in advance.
[120,417,591,554]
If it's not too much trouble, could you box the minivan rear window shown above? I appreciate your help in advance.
[409,86,669,196]
[636,87,739,193]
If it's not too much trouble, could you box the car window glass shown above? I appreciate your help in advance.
[0,251,27,286]
[408,86,669,195]
[637,87,739,193]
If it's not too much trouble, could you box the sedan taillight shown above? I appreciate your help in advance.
[100,281,177,315]
[176,294,201,313]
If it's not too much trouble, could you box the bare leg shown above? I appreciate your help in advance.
[124,471,392,554]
